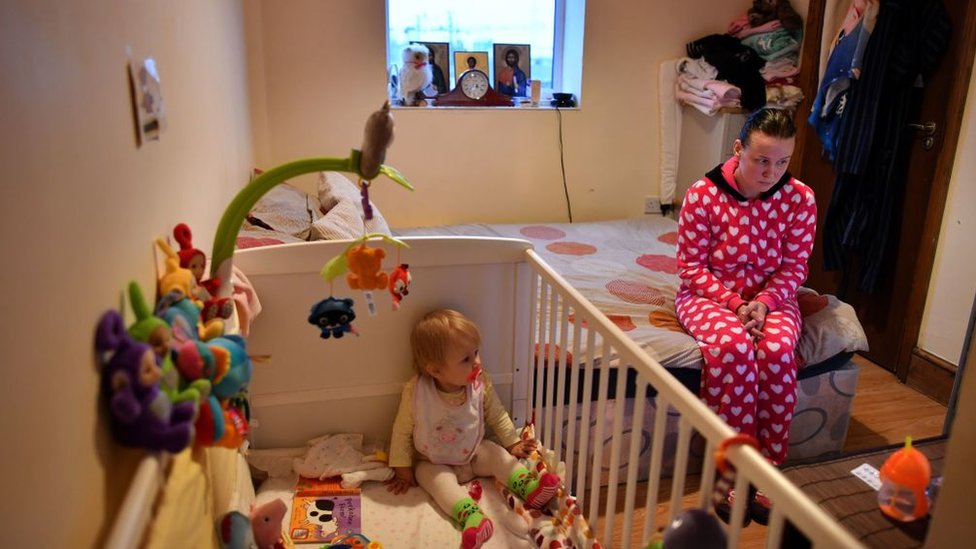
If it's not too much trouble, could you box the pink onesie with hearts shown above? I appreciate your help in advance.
[675,157,817,464]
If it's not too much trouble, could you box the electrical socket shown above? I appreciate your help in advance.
[644,195,662,215]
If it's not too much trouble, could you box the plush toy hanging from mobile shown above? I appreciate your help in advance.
[388,262,411,311]
[310,233,411,339]
[206,101,412,301]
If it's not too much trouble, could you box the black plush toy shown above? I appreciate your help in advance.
[308,297,357,339]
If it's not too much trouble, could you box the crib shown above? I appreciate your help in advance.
[106,234,863,548]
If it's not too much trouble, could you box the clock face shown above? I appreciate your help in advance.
[459,70,489,100]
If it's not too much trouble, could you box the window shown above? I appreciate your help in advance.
[386,0,585,102]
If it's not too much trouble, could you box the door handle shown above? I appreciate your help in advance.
[908,122,937,136]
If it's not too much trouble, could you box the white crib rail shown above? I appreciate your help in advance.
[523,250,863,549]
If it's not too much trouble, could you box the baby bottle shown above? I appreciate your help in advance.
[877,436,931,521]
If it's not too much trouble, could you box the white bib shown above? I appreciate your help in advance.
[412,375,484,465]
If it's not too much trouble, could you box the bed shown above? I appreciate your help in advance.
[104,168,868,548]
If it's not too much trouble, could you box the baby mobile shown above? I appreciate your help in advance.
[205,100,415,342]
[311,232,411,339]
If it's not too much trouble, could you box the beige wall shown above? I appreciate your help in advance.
[244,0,751,226]
[3,0,972,546]
[919,49,976,366]
[0,1,252,546]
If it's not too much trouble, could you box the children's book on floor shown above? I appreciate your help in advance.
[289,476,362,543]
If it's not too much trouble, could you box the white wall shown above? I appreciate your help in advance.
[0,1,252,546]
[244,0,752,226]
[919,50,976,366]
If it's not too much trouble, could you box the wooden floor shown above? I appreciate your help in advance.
[593,354,948,548]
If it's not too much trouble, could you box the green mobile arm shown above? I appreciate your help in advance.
[209,149,413,298]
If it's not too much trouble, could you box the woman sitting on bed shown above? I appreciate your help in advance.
[674,107,816,522]
[385,309,560,549]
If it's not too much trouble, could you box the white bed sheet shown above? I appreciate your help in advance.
[255,475,535,548]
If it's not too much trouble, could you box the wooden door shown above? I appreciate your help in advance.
[792,0,976,388]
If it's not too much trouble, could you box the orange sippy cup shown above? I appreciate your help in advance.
[877,436,931,521]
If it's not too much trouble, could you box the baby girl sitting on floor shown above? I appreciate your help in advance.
[385,309,560,549]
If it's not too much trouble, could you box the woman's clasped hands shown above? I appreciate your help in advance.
[736,301,768,341]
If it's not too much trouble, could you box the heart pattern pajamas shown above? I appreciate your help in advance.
[675,159,817,464]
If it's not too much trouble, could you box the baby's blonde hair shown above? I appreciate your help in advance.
[411,309,481,376]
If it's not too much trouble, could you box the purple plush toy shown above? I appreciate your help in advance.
[95,310,196,453]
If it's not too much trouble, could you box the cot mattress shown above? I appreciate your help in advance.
[255,476,534,548]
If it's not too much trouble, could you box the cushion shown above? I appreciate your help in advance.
[797,288,870,367]
[236,223,306,249]
[311,172,391,240]
[246,174,322,240]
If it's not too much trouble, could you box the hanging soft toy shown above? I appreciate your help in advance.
[346,244,389,291]
[388,263,411,311]
[308,297,357,339]
[95,310,196,453]
[318,234,412,327]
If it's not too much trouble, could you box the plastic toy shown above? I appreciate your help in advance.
[388,263,411,311]
[711,433,761,526]
[878,436,931,521]
[346,245,389,291]
[95,310,196,453]
[308,297,357,339]
[662,508,727,548]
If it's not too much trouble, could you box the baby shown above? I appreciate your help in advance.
[386,309,559,549]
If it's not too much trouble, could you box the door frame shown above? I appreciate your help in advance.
[794,0,976,390]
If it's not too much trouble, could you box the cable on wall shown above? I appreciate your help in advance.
[555,106,574,223]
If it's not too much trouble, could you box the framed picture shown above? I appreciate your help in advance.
[415,41,450,95]
[453,51,489,83]
[493,44,531,97]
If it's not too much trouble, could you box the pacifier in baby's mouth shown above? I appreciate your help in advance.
[467,365,483,387]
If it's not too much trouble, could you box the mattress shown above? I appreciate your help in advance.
[255,476,535,548]
[250,445,599,549]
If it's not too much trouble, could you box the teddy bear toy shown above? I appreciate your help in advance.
[95,309,196,453]
[346,245,389,291]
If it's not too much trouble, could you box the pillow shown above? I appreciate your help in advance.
[797,288,870,367]
[246,174,323,240]
[311,171,392,240]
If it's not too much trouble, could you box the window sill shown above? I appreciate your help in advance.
[390,103,580,111]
